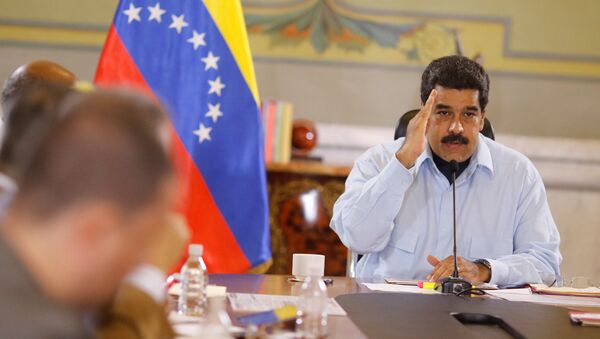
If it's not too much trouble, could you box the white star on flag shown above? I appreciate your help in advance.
[147,2,166,23]
[208,77,226,96]
[169,14,188,34]
[193,123,212,143]
[201,52,220,71]
[205,103,223,123]
[123,3,142,23]
[187,30,206,50]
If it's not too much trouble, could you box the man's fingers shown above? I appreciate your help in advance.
[427,255,440,266]
[427,256,456,282]
[431,266,453,283]
[429,266,443,282]
[437,257,455,280]
[428,261,450,282]
[413,89,437,126]
[426,255,443,281]
[422,89,438,118]
[427,263,443,281]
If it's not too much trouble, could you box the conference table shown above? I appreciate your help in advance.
[208,274,600,339]
[209,274,366,338]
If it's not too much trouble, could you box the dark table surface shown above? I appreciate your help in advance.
[207,274,600,339]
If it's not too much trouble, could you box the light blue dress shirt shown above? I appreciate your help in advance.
[331,135,562,286]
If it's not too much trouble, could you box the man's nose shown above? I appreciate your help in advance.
[448,116,464,134]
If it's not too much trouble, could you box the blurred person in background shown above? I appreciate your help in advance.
[1,60,76,121]
[0,61,77,215]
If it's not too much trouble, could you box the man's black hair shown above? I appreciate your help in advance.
[420,55,490,110]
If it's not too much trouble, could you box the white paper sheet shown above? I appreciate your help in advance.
[226,293,347,316]
[485,288,532,296]
[168,312,246,338]
[486,288,600,308]
[168,284,227,297]
[362,283,440,294]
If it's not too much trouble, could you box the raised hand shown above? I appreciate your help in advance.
[395,89,437,168]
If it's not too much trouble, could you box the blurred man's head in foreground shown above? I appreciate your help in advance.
[2,88,176,306]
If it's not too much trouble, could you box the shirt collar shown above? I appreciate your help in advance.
[0,172,17,194]
[414,146,433,175]
[474,134,494,175]
[413,134,494,176]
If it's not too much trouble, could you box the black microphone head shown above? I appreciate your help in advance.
[449,160,459,173]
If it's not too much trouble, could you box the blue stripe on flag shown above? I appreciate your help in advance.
[113,0,270,266]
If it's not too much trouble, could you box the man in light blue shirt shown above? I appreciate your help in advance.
[330,55,561,286]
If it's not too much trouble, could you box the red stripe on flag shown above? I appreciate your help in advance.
[170,130,252,273]
[95,26,150,93]
[95,26,251,273]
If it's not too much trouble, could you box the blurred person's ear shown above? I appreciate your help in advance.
[68,202,123,247]
[65,202,137,276]
[32,201,132,306]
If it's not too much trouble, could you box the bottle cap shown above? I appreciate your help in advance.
[189,244,203,256]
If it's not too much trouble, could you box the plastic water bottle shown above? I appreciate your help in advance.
[296,276,328,338]
[177,244,208,317]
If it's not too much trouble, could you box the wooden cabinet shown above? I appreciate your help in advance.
[265,161,350,276]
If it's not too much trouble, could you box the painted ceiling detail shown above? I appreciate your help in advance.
[245,0,458,62]
[0,0,598,79]
[242,0,600,79]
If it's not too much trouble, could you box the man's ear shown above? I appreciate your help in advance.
[68,202,122,251]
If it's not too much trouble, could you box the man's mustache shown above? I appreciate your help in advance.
[441,134,469,145]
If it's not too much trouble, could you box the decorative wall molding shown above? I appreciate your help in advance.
[243,0,600,79]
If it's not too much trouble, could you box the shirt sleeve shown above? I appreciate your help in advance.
[123,264,167,304]
[486,168,562,286]
[95,284,175,339]
[330,145,415,253]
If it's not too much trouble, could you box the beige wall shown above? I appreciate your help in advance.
[1,47,599,140]
[549,189,600,282]
[2,0,598,139]
[254,60,600,139]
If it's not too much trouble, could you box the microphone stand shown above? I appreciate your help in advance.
[438,160,472,294]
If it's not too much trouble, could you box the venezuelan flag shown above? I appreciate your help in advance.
[95,0,270,273]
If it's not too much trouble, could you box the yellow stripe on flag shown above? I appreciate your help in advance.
[203,0,260,106]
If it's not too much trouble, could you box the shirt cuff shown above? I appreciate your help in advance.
[485,258,509,286]
[124,264,167,304]
[375,156,414,195]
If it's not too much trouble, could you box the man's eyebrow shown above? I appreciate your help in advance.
[435,103,452,110]
[465,105,479,111]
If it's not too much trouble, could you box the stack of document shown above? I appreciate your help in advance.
[226,293,347,316]
[363,282,439,294]
[569,311,600,327]
[530,284,600,297]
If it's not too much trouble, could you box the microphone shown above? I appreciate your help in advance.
[438,160,471,294]
[450,160,460,279]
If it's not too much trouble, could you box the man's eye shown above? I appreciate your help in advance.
[437,111,450,116]
[463,112,476,118]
